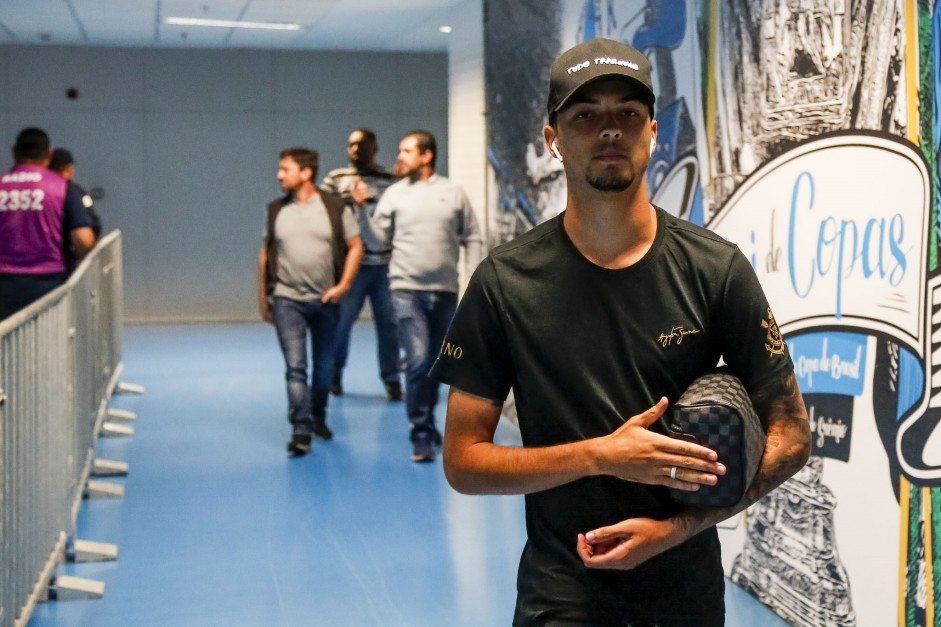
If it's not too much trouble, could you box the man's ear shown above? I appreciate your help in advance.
[544,125,559,159]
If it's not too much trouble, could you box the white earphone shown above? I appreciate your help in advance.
[649,137,657,158]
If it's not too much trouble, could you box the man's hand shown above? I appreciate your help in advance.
[578,370,811,572]
[350,177,370,205]
[593,398,726,489]
[259,298,273,324]
[321,284,348,303]
[576,518,686,570]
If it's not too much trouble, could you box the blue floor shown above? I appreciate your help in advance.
[28,322,789,626]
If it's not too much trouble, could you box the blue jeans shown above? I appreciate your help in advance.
[333,263,400,384]
[271,296,339,435]
[391,290,457,442]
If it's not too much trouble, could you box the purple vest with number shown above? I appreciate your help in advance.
[0,164,69,274]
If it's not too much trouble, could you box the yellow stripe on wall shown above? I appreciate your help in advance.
[905,0,919,144]
[899,0,920,627]
[705,0,718,204]
[901,3,919,623]
[926,487,935,627]
[901,476,910,627]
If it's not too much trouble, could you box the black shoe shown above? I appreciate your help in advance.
[431,428,443,447]
[411,439,435,463]
[287,433,312,457]
[312,422,333,441]
[330,372,343,396]
[385,381,403,402]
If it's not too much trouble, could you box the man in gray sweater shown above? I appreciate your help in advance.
[370,130,484,462]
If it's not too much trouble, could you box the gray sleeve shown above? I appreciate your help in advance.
[341,205,361,239]
[458,189,485,275]
[367,190,395,247]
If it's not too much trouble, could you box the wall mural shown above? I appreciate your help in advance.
[484,1,940,625]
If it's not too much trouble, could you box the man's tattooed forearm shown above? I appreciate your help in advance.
[750,371,798,422]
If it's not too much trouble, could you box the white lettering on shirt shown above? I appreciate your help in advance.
[1,171,42,183]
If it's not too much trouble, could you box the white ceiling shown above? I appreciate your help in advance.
[0,0,466,52]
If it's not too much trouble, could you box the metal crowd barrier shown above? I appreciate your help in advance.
[0,230,126,627]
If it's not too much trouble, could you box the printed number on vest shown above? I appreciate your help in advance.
[0,189,45,211]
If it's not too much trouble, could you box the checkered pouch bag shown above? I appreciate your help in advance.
[660,369,765,508]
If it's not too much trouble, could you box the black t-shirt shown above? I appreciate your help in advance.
[430,208,794,625]
[63,181,101,271]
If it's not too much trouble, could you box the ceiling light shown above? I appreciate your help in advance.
[165,17,301,31]
[439,25,452,33]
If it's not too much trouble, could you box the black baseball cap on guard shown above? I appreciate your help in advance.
[547,38,655,119]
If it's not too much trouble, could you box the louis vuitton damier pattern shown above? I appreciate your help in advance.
[663,369,765,508]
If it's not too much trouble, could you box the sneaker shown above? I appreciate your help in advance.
[287,433,312,457]
[411,439,435,463]
[312,421,333,441]
[385,381,403,402]
[330,372,343,396]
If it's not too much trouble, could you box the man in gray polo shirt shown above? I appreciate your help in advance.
[259,147,363,457]
[370,130,484,462]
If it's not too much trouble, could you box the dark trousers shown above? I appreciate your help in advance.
[332,263,400,384]
[271,296,339,436]
[391,289,457,442]
[0,272,67,321]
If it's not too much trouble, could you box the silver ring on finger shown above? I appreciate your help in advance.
[670,466,677,480]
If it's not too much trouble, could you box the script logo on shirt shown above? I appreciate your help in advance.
[440,341,463,359]
[657,325,701,348]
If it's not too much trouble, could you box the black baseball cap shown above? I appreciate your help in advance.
[547,38,655,119]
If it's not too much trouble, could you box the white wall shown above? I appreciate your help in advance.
[0,44,448,323]
[447,0,487,251]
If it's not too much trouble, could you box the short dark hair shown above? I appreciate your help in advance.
[353,128,377,144]
[13,127,51,162]
[406,130,437,167]
[279,147,319,179]
[49,148,75,172]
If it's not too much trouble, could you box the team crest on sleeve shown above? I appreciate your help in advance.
[761,308,786,356]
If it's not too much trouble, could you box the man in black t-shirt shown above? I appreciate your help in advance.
[430,39,811,626]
